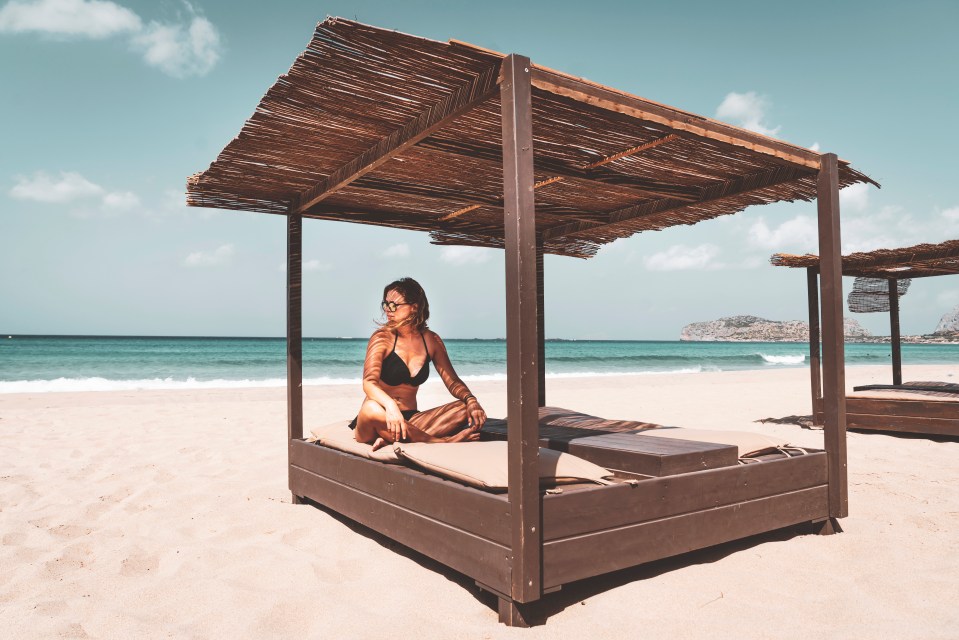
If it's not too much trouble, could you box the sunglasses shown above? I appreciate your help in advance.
[381,300,414,312]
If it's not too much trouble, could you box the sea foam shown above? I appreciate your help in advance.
[0,376,361,394]
[758,353,806,365]
[1,368,709,393]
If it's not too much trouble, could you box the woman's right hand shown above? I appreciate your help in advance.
[384,404,408,442]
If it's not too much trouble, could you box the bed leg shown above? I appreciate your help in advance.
[498,597,536,627]
[812,517,842,535]
[291,493,306,505]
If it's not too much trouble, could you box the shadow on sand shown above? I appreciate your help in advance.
[757,414,959,443]
[755,414,819,429]
[304,497,826,625]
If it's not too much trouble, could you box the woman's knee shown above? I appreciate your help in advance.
[443,400,468,419]
[358,399,383,419]
[354,400,385,442]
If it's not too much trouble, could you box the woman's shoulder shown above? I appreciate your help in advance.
[423,329,445,350]
[367,328,394,346]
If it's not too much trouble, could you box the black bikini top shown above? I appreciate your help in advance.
[380,332,430,387]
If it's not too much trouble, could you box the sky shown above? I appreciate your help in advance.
[1,0,958,340]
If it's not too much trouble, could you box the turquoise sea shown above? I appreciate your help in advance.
[2,335,959,393]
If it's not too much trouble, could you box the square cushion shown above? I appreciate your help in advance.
[308,420,402,463]
[538,406,659,431]
[394,440,613,489]
[539,406,792,458]
[638,427,788,458]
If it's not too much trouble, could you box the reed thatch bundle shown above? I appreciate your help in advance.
[771,239,959,279]
[188,18,875,258]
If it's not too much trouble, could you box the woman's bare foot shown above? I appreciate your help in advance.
[443,429,481,443]
[371,436,388,451]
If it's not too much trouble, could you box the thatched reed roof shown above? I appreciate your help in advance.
[187,18,876,259]
[771,239,959,278]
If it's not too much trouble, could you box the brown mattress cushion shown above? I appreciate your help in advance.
[308,420,402,463]
[537,406,660,432]
[394,441,614,489]
[850,390,959,402]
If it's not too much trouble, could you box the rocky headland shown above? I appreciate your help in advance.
[681,313,959,343]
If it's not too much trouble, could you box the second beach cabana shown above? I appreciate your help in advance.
[773,240,959,437]
[188,19,873,625]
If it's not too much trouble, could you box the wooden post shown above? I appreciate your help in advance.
[536,235,546,407]
[287,211,305,504]
[807,268,823,419]
[888,278,902,386]
[501,53,542,608]
[816,153,848,520]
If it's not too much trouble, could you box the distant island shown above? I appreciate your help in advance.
[681,313,959,343]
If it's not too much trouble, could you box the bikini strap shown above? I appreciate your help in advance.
[421,331,430,358]
[391,332,399,352]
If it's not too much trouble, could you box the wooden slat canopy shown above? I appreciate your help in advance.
[771,239,959,279]
[187,17,875,258]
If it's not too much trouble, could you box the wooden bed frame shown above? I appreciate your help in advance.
[290,430,831,622]
[799,258,959,438]
[190,19,857,626]
[815,393,959,437]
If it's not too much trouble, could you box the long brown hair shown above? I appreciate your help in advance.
[380,277,430,333]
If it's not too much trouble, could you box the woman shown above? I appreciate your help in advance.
[352,277,487,450]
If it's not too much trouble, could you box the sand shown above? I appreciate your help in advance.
[2,364,958,639]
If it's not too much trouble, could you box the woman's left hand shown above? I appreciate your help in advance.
[466,398,486,431]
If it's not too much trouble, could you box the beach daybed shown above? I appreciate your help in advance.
[772,241,959,437]
[187,19,871,625]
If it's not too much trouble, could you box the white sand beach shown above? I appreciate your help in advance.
[2,365,959,639]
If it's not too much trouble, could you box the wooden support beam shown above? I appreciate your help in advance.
[415,140,703,202]
[291,63,500,214]
[816,153,848,519]
[498,597,537,627]
[501,53,542,606]
[442,204,482,221]
[889,278,902,386]
[343,177,596,224]
[583,133,679,169]
[542,163,810,242]
[530,66,824,170]
[807,268,823,418]
[286,211,304,504]
[536,236,546,407]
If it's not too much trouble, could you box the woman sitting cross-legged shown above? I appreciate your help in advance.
[351,277,487,451]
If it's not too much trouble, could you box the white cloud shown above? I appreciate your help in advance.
[9,170,146,217]
[747,215,818,252]
[0,0,222,77]
[840,204,915,253]
[0,0,140,38]
[809,142,821,152]
[715,91,781,137]
[10,170,104,203]
[100,190,140,212]
[277,259,332,273]
[754,200,959,257]
[839,183,870,212]
[382,243,410,259]
[304,259,331,272]
[439,246,492,266]
[644,244,722,271]
[131,14,220,78]
[184,243,234,267]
